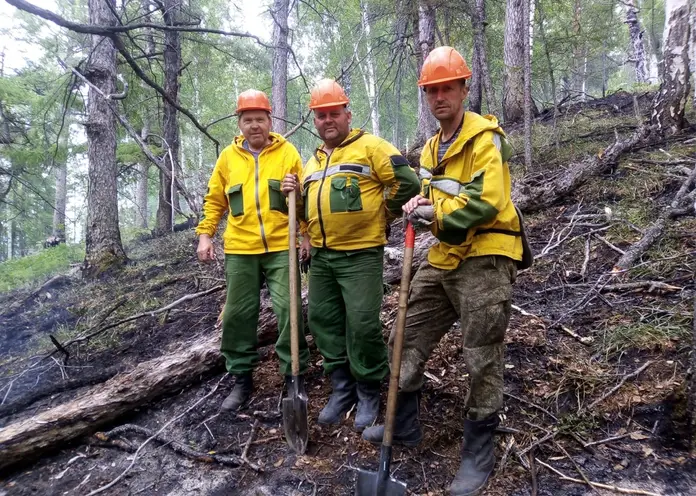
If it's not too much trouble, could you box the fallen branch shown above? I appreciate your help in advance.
[583,432,631,448]
[241,419,263,472]
[94,423,242,466]
[587,361,654,410]
[85,376,227,495]
[559,326,595,346]
[504,392,558,422]
[553,440,600,494]
[535,458,662,496]
[614,162,696,271]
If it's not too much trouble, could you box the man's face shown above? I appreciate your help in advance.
[239,110,271,149]
[424,80,468,121]
[313,106,351,146]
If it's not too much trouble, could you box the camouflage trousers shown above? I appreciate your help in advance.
[390,255,516,421]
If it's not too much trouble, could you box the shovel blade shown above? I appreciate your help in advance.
[355,468,407,496]
[282,389,308,454]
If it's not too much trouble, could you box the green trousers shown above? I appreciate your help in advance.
[308,247,389,382]
[221,251,309,376]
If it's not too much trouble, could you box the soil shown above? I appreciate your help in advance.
[1,94,695,496]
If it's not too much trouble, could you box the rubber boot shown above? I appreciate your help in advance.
[448,414,499,496]
[220,373,253,412]
[354,381,381,432]
[361,390,422,446]
[317,366,357,425]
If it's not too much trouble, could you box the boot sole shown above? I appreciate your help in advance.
[449,467,493,496]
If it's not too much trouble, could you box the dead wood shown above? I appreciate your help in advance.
[690,293,696,452]
[587,361,653,410]
[513,126,656,212]
[614,163,696,271]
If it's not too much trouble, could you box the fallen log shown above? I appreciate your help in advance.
[614,162,696,271]
[0,297,285,472]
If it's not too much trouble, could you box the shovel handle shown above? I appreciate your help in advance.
[382,221,416,447]
[288,190,300,377]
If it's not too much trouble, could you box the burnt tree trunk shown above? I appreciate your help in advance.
[155,0,181,235]
[83,0,127,276]
[503,0,524,123]
[651,0,691,134]
[625,0,649,83]
[415,0,438,145]
[271,0,289,134]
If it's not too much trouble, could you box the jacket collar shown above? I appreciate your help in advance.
[430,112,503,164]
[233,131,285,154]
[314,128,366,161]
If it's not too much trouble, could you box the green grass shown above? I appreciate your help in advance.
[0,244,84,293]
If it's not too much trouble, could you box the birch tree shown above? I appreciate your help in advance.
[271,0,289,134]
[625,0,649,83]
[651,0,691,134]
[359,0,380,137]
[416,0,438,144]
[503,0,525,123]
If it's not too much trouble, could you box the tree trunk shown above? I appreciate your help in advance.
[503,0,525,124]
[523,0,532,169]
[83,0,127,276]
[154,0,181,235]
[625,0,649,83]
[572,0,584,99]
[651,0,691,134]
[52,160,67,241]
[340,58,352,98]
[271,0,289,135]
[469,0,484,114]
[359,0,380,137]
[136,122,150,230]
[415,0,438,145]
[538,2,559,148]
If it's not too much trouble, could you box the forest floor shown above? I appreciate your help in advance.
[1,91,695,495]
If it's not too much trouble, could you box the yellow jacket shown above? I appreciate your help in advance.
[420,112,524,270]
[300,129,420,251]
[196,132,302,255]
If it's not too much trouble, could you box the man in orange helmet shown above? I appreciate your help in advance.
[362,47,527,495]
[196,89,309,412]
[282,79,420,432]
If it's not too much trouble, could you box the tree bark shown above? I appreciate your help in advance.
[83,0,127,276]
[469,0,485,114]
[358,0,380,137]
[154,0,181,235]
[503,0,525,123]
[271,0,289,135]
[52,160,67,241]
[523,0,532,169]
[651,0,691,134]
[136,123,150,230]
[415,0,438,145]
[625,0,649,83]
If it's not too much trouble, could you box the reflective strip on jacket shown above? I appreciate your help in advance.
[420,112,524,270]
[195,132,303,255]
[300,128,420,251]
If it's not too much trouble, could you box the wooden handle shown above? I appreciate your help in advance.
[288,190,300,377]
[382,221,416,447]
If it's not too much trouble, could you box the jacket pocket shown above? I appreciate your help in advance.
[329,176,363,213]
[227,184,244,217]
[267,179,288,213]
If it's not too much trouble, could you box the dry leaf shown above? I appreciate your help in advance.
[274,458,284,467]
[629,431,649,440]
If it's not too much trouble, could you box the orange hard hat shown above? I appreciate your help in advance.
[236,89,272,114]
[418,46,472,87]
[309,79,350,109]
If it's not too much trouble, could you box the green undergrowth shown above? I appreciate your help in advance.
[0,244,84,293]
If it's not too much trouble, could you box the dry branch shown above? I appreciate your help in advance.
[614,163,696,271]
[587,361,653,410]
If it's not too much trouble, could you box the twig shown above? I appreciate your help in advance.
[535,458,662,495]
[519,430,557,458]
[580,237,591,278]
[85,376,228,495]
[498,435,516,472]
[588,361,654,410]
[593,234,626,255]
[529,449,538,496]
[583,432,631,448]
[504,392,558,422]
[241,419,262,471]
[553,440,600,494]
[559,325,595,346]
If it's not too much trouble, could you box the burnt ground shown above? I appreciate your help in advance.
[1,94,695,496]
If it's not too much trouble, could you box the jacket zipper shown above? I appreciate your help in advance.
[253,152,269,253]
[316,151,332,248]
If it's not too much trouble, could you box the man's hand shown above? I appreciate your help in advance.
[299,237,311,274]
[281,173,300,197]
[197,234,216,262]
[408,205,435,226]
[403,194,432,215]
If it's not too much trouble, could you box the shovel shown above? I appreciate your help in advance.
[355,220,416,496]
[282,189,309,454]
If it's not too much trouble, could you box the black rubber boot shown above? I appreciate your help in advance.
[361,390,422,446]
[220,373,253,412]
[318,366,357,425]
[354,381,381,432]
[448,414,499,496]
